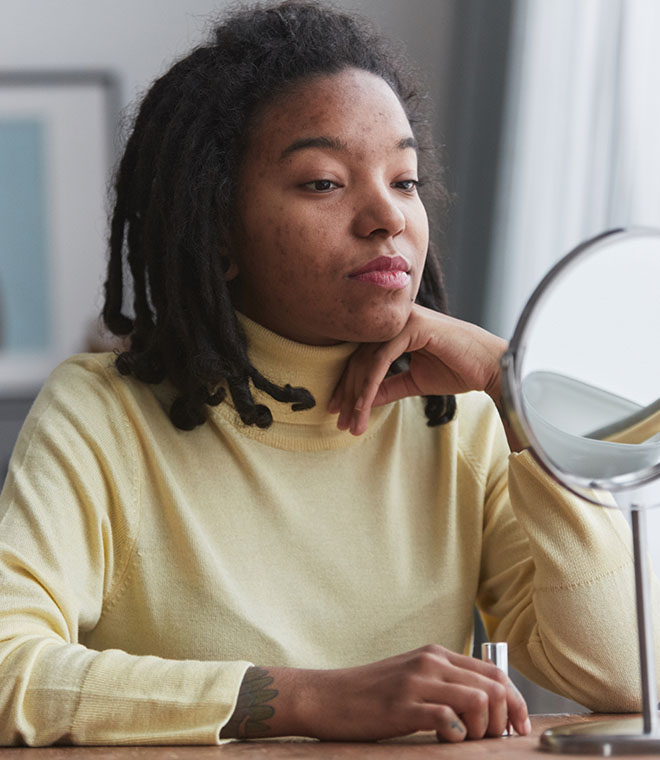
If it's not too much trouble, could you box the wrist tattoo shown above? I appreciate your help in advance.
[221,667,278,739]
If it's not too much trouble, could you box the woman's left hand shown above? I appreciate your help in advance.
[328,305,508,436]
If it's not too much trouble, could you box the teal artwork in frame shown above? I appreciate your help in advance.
[0,72,118,394]
[0,118,50,352]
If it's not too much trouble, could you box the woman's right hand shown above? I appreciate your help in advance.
[223,644,531,742]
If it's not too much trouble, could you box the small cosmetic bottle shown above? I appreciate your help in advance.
[481,642,510,736]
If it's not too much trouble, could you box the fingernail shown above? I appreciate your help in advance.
[355,396,364,411]
[523,717,531,734]
[327,398,339,413]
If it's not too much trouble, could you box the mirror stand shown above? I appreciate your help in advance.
[631,507,659,736]
[541,496,660,755]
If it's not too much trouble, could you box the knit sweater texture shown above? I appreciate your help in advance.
[0,315,656,745]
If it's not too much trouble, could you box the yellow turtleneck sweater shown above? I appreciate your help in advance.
[0,316,656,745]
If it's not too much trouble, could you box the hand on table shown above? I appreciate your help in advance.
[328,305,508,437]
[310,645,530,742]
[223,644,530,742]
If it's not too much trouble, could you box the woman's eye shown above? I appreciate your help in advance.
[303,179,338,192]
[393,179,419,192]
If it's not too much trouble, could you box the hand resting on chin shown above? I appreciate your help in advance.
[329,305,511,439]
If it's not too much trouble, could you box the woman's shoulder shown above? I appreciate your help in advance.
[454,390,501,431]
[33,352,169,429]
[42,352,134,409]
[48,351,119,384]
[47,352,171,400]
[451,391,510,472]
[399,390,500,445]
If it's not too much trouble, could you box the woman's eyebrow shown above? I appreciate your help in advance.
[398,136,418,152]
[280,135,418,160]
[280,136,348,159]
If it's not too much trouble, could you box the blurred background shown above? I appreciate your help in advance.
[1,0,659,713]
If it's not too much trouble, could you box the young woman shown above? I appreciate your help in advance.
[0,1,649,746]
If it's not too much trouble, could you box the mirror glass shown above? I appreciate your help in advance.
[501,228,660,507]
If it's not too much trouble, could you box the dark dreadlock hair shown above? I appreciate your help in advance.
[103,0,456,430]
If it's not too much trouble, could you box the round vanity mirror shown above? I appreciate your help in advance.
[500,228,660,754]
[501,228,660,508]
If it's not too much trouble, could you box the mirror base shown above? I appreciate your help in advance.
[541,716,660,755]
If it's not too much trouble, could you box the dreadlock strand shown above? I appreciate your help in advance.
[227,376,273,429]
[425,394,457,427]
[170,387,209,431]
[250,370,316,412]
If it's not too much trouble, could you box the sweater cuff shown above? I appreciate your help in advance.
[72,652,252,745]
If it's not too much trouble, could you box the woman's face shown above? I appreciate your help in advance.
[232,68,429,345]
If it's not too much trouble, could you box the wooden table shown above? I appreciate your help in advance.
[0,715,656,759]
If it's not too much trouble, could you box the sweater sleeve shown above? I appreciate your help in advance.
[476,416,660,712]
[0,357,251,746]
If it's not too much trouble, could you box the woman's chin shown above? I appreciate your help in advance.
[345,308,413,344]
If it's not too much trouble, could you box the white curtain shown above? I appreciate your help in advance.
[486,0,660,339]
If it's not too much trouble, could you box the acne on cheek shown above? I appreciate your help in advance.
[296,228,315,247]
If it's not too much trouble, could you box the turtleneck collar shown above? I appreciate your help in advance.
[238,312,358,424]
[211,313,393,450]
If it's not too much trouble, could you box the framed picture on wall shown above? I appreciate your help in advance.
[0,71,119,395]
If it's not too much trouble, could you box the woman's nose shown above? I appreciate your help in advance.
[352,186,406,239]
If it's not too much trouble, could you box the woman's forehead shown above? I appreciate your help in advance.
[247,68,414,157]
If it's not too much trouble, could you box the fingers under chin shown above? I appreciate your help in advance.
[349,409,370,436]
[337,395,354,430]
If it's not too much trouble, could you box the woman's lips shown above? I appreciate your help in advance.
[348,255,411,290]
[350,270,410,288]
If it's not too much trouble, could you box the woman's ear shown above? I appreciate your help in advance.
[222,255,239,282]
